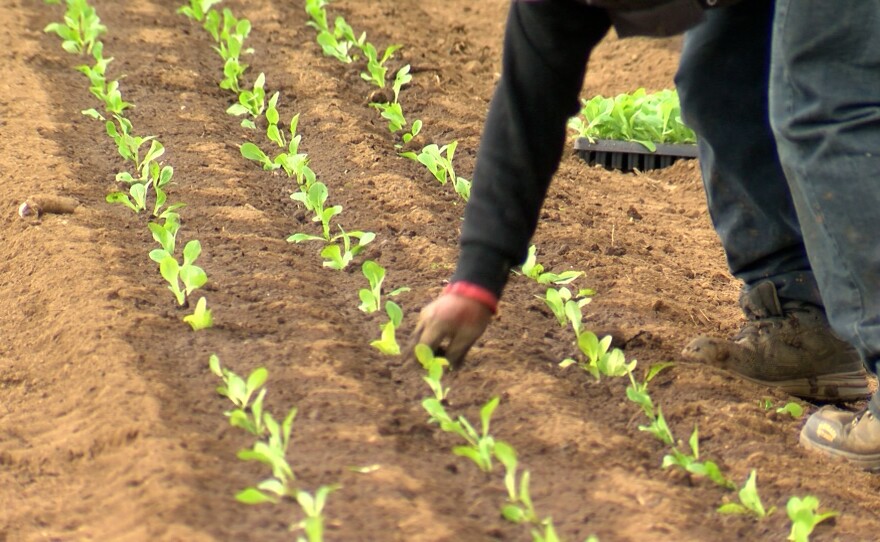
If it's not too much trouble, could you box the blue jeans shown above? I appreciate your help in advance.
[676,0,880,375]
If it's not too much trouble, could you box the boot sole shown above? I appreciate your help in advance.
[799,426,880,471]
[738,369,870,402]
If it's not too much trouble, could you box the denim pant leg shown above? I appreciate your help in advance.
[675,0,822,306]
[769,0,880,377]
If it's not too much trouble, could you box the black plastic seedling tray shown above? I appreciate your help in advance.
[574,137,698,172]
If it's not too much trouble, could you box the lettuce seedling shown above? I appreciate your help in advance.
[392,64,412,104]
[241,142,281,171]
[148,215,180,259]
[44,0,106,55]
[638,406,674,446]
[316,26,356,63]
[228,72,266,122]
[777,402,804,419]
[415,344,450,401]
[562,331,633,380]
[422,394,500,473]
[786,496,837,542]
[625,362,674,419]
[540,287,594,327]
[177,0,222,21]
[568,88,696,151]
[318,227,375,270]
[220,57,247,93]
[76,41,111,92]
[718,470,775,519]
[294,485,340,542]
[209,355,269,434]
[100,79,133,115]
[106,183,146,213]
[370,102,406,133]
[518,245,584,285]
[184,296,213,330]
[305,0,330,32]
[401,142,453,184]
[397,119,422,149]
[360,42,401,88]
[661,425,735,490]
[289,183,342,240]
[371,301,403,355]
[158,240,208,305]
[265,92,286,147]
[358,260,385,313]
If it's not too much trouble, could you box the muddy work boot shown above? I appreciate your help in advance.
[682,281,869,401]
[800,406,880,470]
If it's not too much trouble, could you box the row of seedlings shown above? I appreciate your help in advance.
[179,1,575,540]
[298,2,840,541]
[47,2,338,539]
[44,0,211,328]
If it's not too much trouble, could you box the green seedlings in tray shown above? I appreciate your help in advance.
[786,496,837,542]
[184,296,213,330]
[155,240,208,306]
[370,301,403,355]
[177,0,222,22]
[540,286,594,327]
[718,470,775,519]
[567,88,696,152]
[44,0,106,55]
[360,42,402,89]
[518,245,584,285]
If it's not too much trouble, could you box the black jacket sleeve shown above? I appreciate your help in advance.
[451,1,612,298]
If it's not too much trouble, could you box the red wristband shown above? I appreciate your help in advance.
[443,281,499,314]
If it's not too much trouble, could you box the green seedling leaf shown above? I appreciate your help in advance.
[786,496,838,542]
[236,487,278,505]
[777,402,805,419]
[347,464,381,474]
[718,470,775,519]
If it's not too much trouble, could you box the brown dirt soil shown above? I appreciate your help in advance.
[2,0,880,541]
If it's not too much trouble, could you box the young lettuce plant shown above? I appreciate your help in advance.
[370,301,403,355]
[184,296,213,330]
[228,72,266,127]
[539,286,594,327]
[661,425,735,490]
[304,0,330,32]
[289,183,342,240]
[370,102,406,133]
[44,0,107,55]
[392,64,412,104]
[423,393,500,473]
[718,470,775,519]
[155,240,208,306]
[786,496,837,542]
[359,42,401,88]
[518,245,584,285]
[265,92,286,147]
[177,0,222,21]
[318,227,375,270]
[241,142,281,171]
[357,261,409,313]
[209,355,270,437]
[415,344,450,402]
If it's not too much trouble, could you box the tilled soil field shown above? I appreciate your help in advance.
[2,0,880,541]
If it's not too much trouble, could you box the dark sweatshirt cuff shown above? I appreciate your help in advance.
[452,243,514,300]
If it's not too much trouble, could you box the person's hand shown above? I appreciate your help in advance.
[408,284,497,368]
